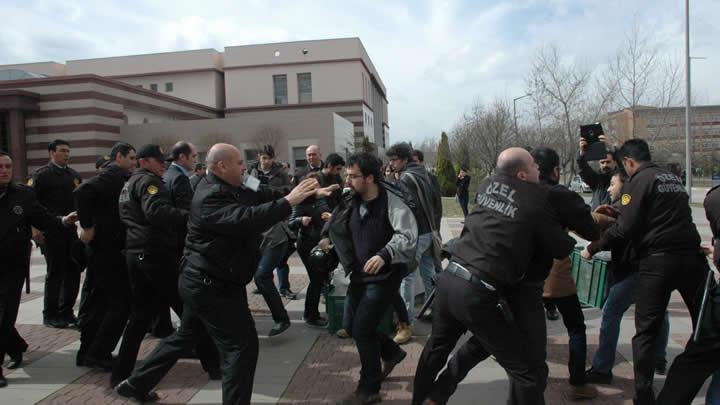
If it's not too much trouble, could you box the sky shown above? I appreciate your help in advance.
[1,0,718,145]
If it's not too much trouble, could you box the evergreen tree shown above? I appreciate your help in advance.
[435,132,457,196]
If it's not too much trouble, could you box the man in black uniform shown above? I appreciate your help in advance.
[598,139,707,405]
[151,141,197,338]
[412,147,577,405]
[29,139,83,328]
[74,142,136,369]
[0,151,78,387]
[111,144,189,386]
[115,143,334,404]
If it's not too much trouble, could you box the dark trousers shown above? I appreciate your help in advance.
[391,291,410,324]
[633,253,706,405]
[77,244,130,363]
[0,269,28,363]
[277,242,295,292]
[543,294,587,386]
[179,268,258,405]
[457,195,469,217]
[297,237,324,320]
[112,251,185,383]
[413,273,546,405]
[254,242,289,322]
[346,278,403,395]
[128,287,222,394]
[42,231,81,319]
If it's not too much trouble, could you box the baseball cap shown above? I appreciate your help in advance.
[136,144,172,161]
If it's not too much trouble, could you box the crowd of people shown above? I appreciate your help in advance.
[0,133,719,405]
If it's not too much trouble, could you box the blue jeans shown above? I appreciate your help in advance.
[346,278,403,394]
[400,233,435,325]
[591,272,670,373]
[254,242,289,323]
[707,370,720,404]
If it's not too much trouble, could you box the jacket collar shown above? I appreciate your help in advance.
[629,161,656,181]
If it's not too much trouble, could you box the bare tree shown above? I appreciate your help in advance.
[416,136,439,168]
[251,124,285,151]
[527,44,592,178]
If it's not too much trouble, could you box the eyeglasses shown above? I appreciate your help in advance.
[346,173,364,180]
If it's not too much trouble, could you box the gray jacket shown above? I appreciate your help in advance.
[325,181,418,282]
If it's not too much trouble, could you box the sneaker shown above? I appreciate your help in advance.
[7,352,22,369]
[280,289,297,300]
[336,329,350,339]
[63,313,78,326]
[252,288,261,295]
[336,390,381,405]
[268,320,291,337]
[115,380,160,402]
[566,384,598,400]
[584,367,613,384]
[655,361,667,375]
[545,307,559,321]
[304,317,328,328]
[393,323,412,344]
[381,348,407,379]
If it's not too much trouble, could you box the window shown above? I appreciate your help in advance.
[273,75,288,105]
[165,82,173,92]
[297,73,312,103]
[150,83,158,92]
[244,149,259,161]
[293,146,307,168]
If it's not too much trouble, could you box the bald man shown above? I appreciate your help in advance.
[292,144,324,186]
[412,148,576,405]
[116,144,338,404]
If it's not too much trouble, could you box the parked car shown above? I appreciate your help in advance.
[570,175,592,193]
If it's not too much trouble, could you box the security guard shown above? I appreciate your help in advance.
[0,151,78,387]
[115,144,330,404]
[73,143,136,369]
[29,139,83,328]
[111,144,188,386]
[599,139,708,405]
[412,147,576,405]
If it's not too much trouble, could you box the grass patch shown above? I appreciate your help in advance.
[442,197,471,218]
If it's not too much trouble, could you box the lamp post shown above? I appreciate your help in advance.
[684,0,692,199]
[513,93,532,144]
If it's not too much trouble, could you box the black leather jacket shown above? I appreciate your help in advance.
[182,172,292,286]
[119,168,187,255]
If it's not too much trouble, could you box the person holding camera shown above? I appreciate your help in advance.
[578,134,617,210]
[456,168,471,217]
[319,152,418,405]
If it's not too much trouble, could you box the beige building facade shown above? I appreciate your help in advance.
[0,38,388,180]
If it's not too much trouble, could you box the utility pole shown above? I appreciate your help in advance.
[684,0,692,199]
[513,93,532,144]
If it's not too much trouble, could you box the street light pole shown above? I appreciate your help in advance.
[685,0,692,199]
[513,93,532,144]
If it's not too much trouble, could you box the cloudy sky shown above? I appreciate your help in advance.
[1,0,718,144]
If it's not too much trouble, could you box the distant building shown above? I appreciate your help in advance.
[0,38,389,180]
[604,105,720,174]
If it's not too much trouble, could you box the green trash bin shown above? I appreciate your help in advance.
[570,247,611,308]
[325,284,395,335]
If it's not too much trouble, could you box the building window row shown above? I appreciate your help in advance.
[273,73,312,105]
[137,82,174,93]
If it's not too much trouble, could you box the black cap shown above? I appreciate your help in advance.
[136,144,172,161]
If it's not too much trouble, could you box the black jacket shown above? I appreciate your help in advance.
[455,174,576,289]
[119,168,187,254]
[1,183,63,268]
[163,163,194,211]
[576,154,612,210]
[456,175,471,199]
[74,163,130,250]
[289,197,331,243]
[705,185,720,267]
[29,163,82,217]
[182,172,292,286]
[603,162,700,259]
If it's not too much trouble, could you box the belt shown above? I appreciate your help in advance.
[446,262,496,291]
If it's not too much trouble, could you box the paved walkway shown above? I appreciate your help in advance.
[0,217,714,404]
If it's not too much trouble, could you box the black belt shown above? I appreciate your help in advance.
[446,262,496,291]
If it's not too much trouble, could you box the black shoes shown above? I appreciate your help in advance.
[304,317,328,328]
[43,317,69,329]
[7,352,22,369]
[84,355,115,371]
[115,380,160,402]
[0,374,6,388]
[269,320,291,337]
[584,367,613,384]
[655,361,667,375]
[381,349,407,380]
[336,390,381,405]
[280,289,298,300]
